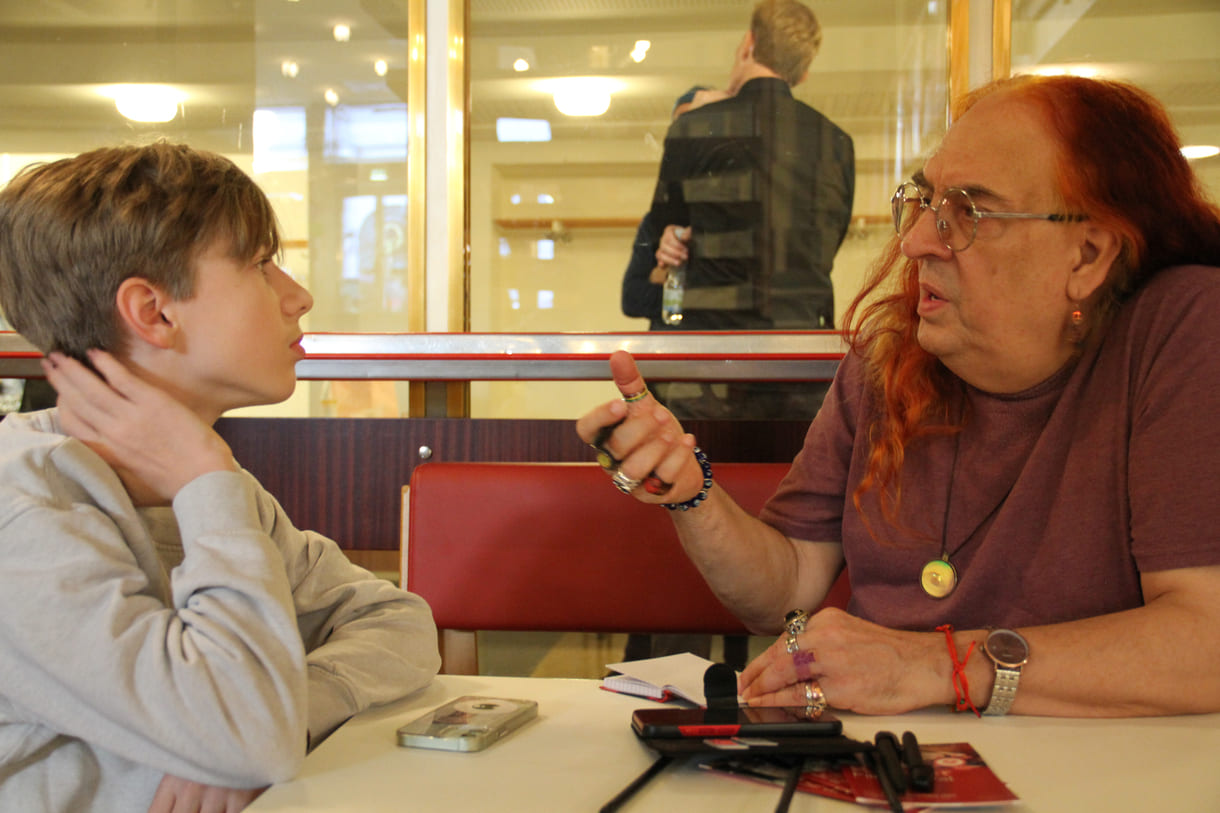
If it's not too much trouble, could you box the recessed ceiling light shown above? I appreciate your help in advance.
[1182,145,1220,161]
[99,84,185,123]
[333,23,351,42]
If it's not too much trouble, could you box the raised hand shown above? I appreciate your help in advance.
[42,349,237,506]
[575,350,707,505]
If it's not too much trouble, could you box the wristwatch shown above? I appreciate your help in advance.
[982,628,1029,716]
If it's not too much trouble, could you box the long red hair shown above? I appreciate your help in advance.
[842,74,1220,527]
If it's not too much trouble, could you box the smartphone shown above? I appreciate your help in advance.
[631,705,841,739]
[396,696,538,752]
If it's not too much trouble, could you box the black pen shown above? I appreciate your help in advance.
[901,730,935,793]
[864,749,904,813]
[599,754,672,813]
[874,731,908,795]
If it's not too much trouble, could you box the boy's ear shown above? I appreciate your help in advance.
[114,277,177,349]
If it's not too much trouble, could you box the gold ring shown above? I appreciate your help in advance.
[623,388,649,403]
[804,680,827,716]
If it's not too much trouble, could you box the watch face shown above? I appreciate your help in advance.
[986,629,1029,668]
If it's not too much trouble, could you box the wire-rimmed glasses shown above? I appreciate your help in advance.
[891,182,1087,252]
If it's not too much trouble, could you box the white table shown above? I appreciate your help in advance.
[248,674,1220,812]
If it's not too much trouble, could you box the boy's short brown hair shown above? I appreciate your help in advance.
[752,0,822,87]
[0,142,281,360]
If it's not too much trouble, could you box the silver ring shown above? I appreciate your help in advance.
[785,609,809,636]
[611,469,643,494]
[785,633,800,654]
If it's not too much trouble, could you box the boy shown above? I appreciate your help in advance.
[0,143,441,811]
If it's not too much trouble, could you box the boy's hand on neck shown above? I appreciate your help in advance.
[42,350,237,507]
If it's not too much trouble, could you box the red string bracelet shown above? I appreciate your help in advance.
[936,624,980,717]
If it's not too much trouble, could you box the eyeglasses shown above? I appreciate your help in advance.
[891,182,1087,252]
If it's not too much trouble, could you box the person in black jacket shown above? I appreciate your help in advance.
[621,0,854,420]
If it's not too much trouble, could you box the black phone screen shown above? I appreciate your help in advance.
[631,705,841,739]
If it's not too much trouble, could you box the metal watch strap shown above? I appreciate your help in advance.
[983,665,1021,716]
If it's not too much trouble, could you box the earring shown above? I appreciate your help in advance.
[1069,306,1086,343]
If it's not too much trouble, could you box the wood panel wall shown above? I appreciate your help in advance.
[215,417,809,570]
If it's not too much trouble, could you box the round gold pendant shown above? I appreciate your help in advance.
[920,558,958,598]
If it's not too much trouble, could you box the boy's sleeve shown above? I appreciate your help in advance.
[247,473,441,743]
[0,461,309,789]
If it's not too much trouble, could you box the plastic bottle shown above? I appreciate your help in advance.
[661,226,690,326]
[661,264,686,325]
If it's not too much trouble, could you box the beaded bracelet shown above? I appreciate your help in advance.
[665,447,713,511]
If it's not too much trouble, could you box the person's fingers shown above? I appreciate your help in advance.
[83,349,139,395]
[638,432,699,499]
[738,647,773,692]
[739,635,810,698]
[743,680,815,708]
[574,399,628,446]
[42,352,129,419]
[655,227,689,267]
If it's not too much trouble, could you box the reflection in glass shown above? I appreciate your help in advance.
[468,0,950,418]
[1010,0,1220,200]
[0,0,417,417]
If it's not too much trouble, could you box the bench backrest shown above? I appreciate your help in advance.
[403,461,847,673]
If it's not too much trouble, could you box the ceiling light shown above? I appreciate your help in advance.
[333,23,351,42]
[374,59,388,77]
[631,40,650,63]
[100,84,185,123]
[554,88,610,116]
[281,60,299,78]
[1022,64,1101,79]
[546,78,618,117]
[513,58,530,72]
[1182,145,1220,161]
[324,88,339,106]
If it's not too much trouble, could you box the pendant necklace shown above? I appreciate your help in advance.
[919,431,1014,599]
[920,432,963,598]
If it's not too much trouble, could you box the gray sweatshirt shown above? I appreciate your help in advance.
[0,409,441,811]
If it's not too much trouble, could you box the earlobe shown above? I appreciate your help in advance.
[115,278,176,349]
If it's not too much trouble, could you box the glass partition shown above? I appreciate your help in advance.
[1,1,1217,421]
[467,0,950,419]
[1009,0,1219,200]
[0,0,422,417]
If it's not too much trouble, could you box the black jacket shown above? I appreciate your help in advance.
[623,77,855,330]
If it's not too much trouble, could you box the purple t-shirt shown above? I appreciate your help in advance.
[760,265,1220,630]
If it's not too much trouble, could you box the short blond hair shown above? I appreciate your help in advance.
[751,0,822,86]
[0,142,280,360]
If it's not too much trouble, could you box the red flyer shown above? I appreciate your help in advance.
[702,742,1018,809]
[845,742,1019,808]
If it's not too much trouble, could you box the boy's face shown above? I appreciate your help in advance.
[163,240,313,419]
